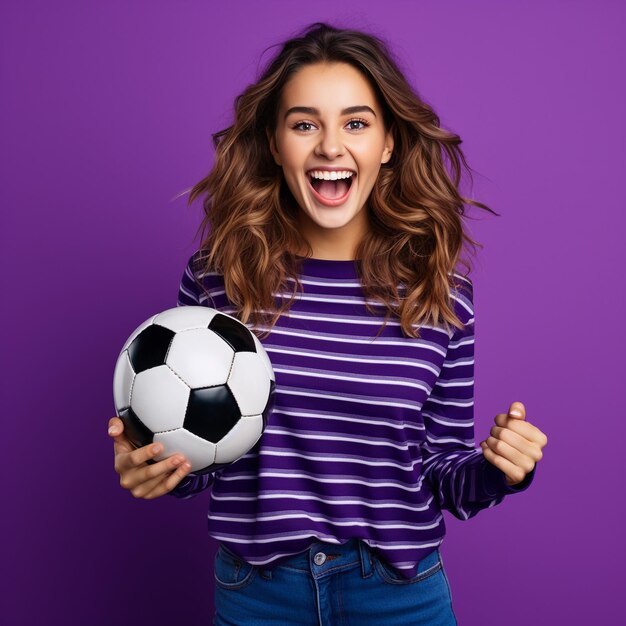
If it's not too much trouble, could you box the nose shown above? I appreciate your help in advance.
[314,127,345,159]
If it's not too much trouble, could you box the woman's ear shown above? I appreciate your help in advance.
[381,124,395,165]
[266,128,281,166]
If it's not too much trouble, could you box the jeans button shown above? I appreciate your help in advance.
[314,552,327,565]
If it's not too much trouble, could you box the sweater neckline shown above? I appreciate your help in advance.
[295,255,361,278]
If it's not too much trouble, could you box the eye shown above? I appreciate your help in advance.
[347,118,369,131]
[292,121,315,132]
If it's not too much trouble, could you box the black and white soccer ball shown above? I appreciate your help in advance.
[113,306,275,475]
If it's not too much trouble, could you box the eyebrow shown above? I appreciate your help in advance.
[284,105,377,120]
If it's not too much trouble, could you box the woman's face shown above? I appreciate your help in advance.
[267,62,394,260]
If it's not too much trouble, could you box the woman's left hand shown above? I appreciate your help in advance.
[479,401,548,486]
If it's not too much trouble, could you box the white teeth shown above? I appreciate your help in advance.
[308,170,354,180]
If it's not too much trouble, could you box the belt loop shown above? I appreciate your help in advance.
[260,566,273,580]
[358,540,373,578]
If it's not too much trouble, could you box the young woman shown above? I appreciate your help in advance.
[109,22,547,626]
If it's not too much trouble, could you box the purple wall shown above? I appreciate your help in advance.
[3,1,624,624]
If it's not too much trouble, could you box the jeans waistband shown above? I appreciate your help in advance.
[253,538,374,580]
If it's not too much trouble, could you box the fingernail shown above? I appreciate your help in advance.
[509,409,522,417]
[108,426,119,435]
[152,444,163,454]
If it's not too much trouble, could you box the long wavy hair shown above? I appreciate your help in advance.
[185,21,499,340]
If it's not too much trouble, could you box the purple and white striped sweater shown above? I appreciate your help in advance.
[170,252,536,578]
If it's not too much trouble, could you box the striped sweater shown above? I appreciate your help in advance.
[170,252,536,578]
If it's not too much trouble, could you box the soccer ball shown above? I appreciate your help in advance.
[112,306,275,475]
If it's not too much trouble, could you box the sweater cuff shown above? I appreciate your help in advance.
[480,454,537,498]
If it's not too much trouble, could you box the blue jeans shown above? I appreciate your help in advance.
[213,538,458,625]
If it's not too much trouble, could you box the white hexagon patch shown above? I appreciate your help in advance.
[131,365,190,432]
[228,352,271,416]
[251,332,275,382]
[154,428,217,472]
[113,350,134,411]
[166,328,234,388]
[214,415,263,464]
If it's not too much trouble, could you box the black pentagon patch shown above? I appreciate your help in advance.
[127,324,175,373]
[185,384,241,443]
[119,406,154,450]
[208,313,256,353]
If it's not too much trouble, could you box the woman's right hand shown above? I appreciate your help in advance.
[108,416,193,499]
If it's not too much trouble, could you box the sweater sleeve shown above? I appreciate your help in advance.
[420,276,536,520]
[167,252,217,500]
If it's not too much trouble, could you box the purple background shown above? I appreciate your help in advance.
[2,1,624,624]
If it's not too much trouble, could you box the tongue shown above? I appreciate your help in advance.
[315,178,350,199]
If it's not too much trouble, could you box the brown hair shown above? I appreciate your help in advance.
[184,21,499,339]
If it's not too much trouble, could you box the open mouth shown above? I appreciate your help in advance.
[307,173,355,206]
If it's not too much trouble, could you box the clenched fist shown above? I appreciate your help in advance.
[479,401,547,486]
